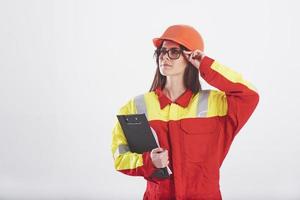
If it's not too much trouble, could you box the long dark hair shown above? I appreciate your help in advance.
[149,43,201,94]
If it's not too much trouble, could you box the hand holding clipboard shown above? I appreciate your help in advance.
[150,127,172,175]
[117,114,172,178]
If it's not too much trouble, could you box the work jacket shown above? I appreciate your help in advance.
[111,56,259,200]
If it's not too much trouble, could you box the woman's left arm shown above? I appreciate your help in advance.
[184,50,259,139]
[200,56,259,132]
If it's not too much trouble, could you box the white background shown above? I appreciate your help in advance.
[0,0,299,199]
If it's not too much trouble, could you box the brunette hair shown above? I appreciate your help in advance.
[149,42,201,94]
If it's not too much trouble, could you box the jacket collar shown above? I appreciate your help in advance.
[154,87,193,109]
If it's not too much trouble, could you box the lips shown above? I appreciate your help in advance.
[161,63,172,67]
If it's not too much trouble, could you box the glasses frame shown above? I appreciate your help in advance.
[155,47,184,60]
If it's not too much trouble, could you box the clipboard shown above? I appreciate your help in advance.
[117,113,171,179]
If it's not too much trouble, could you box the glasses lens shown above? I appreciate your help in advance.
[156,48,181,59]
[169,48,181,59]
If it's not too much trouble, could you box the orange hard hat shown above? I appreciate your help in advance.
[153,24,204,51]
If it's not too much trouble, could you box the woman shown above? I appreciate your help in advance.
[111,24,259,200]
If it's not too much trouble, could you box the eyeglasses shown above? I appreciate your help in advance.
[155,47,183,60]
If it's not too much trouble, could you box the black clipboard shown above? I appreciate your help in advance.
[117,113,170,178]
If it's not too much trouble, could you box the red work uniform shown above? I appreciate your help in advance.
[111,56,259,200]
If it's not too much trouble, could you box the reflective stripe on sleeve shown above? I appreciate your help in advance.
[113,144,130,160]
[134,94,147,117]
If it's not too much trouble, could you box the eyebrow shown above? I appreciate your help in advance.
[161,47,180,49]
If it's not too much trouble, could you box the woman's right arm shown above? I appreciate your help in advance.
[111,99,157,180]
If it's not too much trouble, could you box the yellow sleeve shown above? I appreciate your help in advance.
[111,98,156,178]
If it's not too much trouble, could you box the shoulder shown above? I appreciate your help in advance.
[118,91,156,115]
[196,89,226,102]
[206,89,228,117]
[208,89,226,101]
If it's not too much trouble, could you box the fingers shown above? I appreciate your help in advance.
[160,151,169,167]
[151,148,168,160]
[191,51,203,59]
[150,148,169,168]
[160,150,168,158]
[183,50,204,59]
[156,149,168,160]
[183,50,192,54]
[162,159,169,168]
[183,50,192,59]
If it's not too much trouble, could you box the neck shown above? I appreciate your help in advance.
[163,75,186,102]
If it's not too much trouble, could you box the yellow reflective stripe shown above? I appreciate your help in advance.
[207,90,227,117]
[211,61,257,92]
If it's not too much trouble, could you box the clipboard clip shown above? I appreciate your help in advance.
[125,116,142,125]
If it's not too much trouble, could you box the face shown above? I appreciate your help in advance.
[158,40,188,77]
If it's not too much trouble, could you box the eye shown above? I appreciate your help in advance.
[170,48,181,55]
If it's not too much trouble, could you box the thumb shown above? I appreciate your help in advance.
[152,147,164,154]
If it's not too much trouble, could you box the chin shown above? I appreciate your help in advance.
[160,72,178,77]
[160,67,173,75]
[160,66,183,77]
[160,69,172,76]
